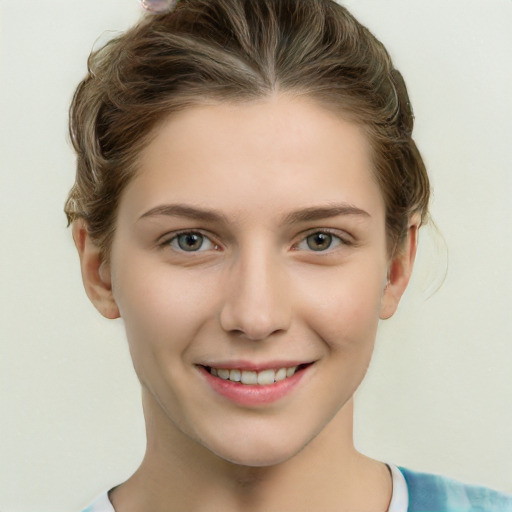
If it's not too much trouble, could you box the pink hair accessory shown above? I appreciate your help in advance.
[139,0,178,14]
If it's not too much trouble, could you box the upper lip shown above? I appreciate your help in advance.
[198,360,314,371]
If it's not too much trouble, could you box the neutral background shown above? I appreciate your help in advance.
[1,0,511,510]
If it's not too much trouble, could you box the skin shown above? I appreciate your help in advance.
[74,94,418,512]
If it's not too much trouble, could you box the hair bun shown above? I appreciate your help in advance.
[139,0,177,14]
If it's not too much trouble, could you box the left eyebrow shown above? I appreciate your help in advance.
[282,204,371,225]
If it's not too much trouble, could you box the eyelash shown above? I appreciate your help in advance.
[293,229,351,253]
[159,228,351,255]
[159,231,220,253]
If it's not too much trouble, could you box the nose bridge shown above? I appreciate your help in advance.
[219,242,291,340]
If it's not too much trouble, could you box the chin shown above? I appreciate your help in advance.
[203,429,312,468]
[216,447,298,468]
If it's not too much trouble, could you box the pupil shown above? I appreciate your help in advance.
[307,233,332,251]
[178,233,203,251]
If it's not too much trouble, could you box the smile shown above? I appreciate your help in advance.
[199,362,313,405]
[207,366,300,386]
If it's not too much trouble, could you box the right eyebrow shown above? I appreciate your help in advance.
[138,204,229,224]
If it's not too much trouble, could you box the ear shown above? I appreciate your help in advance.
[379,217,420,320]
[72,219,120,319]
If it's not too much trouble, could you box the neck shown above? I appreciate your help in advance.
[110,392,391,512]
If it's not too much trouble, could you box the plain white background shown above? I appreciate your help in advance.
[0,1,511,510]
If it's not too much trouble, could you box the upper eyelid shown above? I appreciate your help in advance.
[296,227,353,243]
[157,229,220,249]
[156,227,353,249]
[158,228,212,242]
[292,228,356,254]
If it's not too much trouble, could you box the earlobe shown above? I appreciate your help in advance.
[379,220,419,320]
[72,220,120,320]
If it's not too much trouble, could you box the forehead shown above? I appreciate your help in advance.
[121,95,384,223]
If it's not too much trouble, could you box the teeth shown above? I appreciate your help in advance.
[275,367,287,381]
[229,369,241,382]
[257,369,275,385]
[217,368,230,380]
[209,366,299,385]
[241,370,258,385]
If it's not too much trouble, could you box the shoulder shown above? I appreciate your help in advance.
[399,466,512,512]
[81,492,115,512]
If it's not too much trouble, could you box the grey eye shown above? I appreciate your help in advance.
[173,233,211,252]
[295,232,345,252]
[306,233,333,251]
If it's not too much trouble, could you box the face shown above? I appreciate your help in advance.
[78,95,414,467]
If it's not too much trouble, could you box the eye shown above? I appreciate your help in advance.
[168,232,216,252]
[295,231,345,252]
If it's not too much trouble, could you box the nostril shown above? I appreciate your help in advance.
[218,271,292,339]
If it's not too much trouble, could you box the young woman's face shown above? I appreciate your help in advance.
[104,95,408,466]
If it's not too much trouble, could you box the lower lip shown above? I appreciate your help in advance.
[198,365,310,406]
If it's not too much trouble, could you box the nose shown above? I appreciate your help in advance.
[219,250,291,341]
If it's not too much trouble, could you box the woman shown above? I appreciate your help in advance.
[66,0,512,510]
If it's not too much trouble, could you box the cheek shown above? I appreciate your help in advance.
[297,261,386,351]
[111,258,218,359]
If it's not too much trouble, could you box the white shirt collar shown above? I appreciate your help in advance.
[387,463,409,512]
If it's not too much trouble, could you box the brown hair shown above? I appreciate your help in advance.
[65,0,429,258]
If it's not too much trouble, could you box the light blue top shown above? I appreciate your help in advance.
[399,466,512,511]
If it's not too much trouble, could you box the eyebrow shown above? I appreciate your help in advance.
[282,204,371,224]
[138,202,370,224]
[139,204,229,223]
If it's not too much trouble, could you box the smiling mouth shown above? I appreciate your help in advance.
[203,364,310,386]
